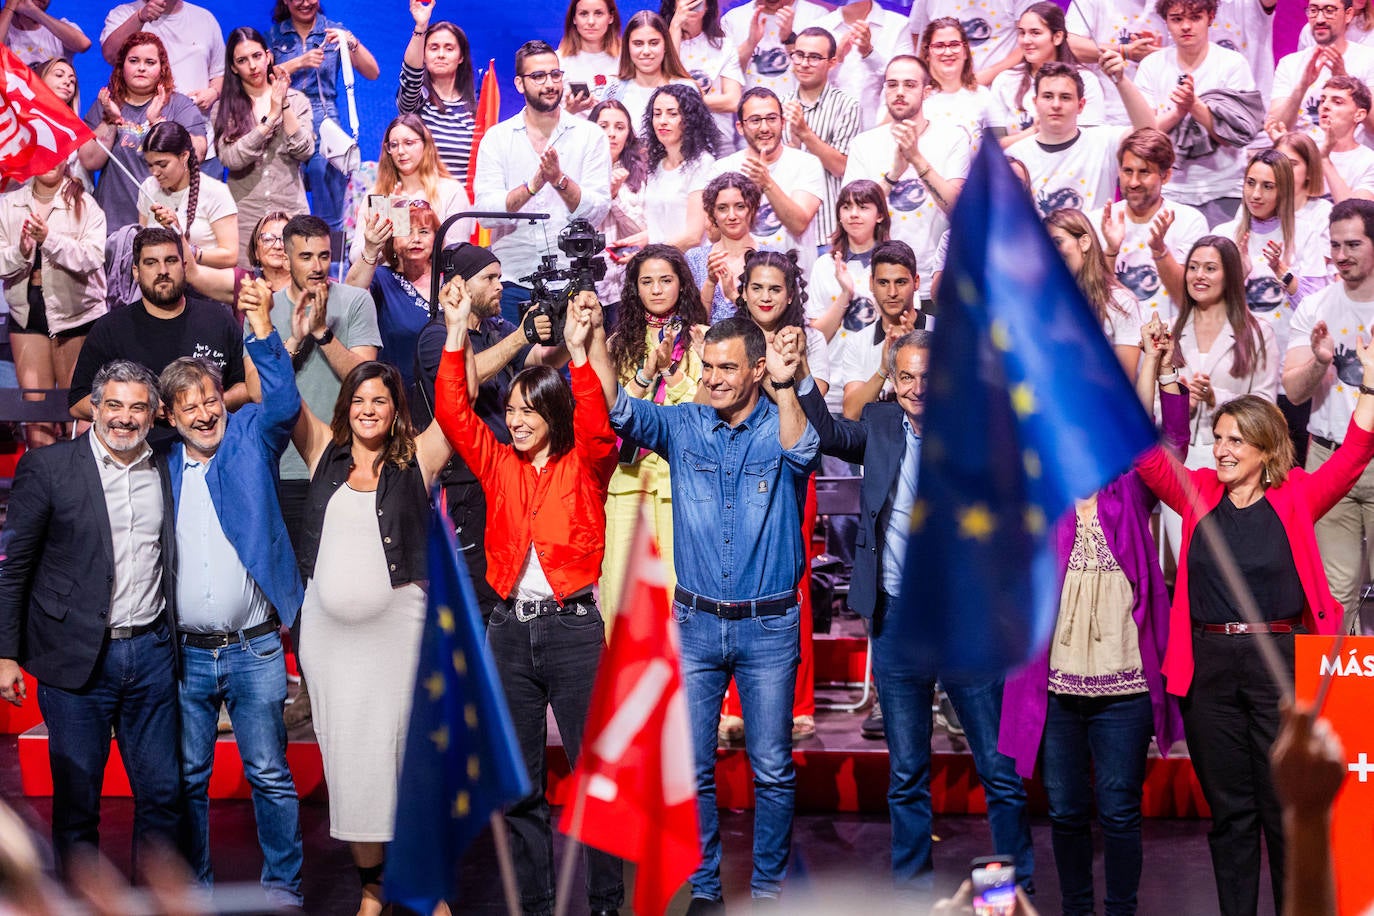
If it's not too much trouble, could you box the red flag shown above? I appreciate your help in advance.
[559,510,700,916]
[0,45,93,184]
[468,60,500,245]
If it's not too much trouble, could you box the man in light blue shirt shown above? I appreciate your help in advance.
[161,279,304,908]
[605,316,818,910]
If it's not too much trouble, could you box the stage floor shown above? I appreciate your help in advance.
[0,735,1257,915]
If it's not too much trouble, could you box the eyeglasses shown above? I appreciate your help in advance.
[1306,3,1343,16]
[258,233,284,247]
[520,69,565,84]
[742,113,781,128]
[387,137,423,152]
[789,50,831,65]
[927,41,964,52]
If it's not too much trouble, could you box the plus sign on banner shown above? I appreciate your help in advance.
[1296,635,1374,915]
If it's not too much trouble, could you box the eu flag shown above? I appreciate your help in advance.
[895,135,1156,678]
[384,497,531,913]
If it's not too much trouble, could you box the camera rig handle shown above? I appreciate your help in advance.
[427,211,550,319]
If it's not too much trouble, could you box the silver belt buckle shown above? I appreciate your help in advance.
[513,601,538,623]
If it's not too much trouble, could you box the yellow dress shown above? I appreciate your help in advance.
[600,330,703,625]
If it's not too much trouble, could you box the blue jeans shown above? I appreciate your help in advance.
[303,143,349,233]
[499,283,533,328]
[178,628,303,907]
[36,626,181,873]
[486,601,623,916]
[871,599,1033,893]
[1041,691,1153,916]
[673,601,800,901]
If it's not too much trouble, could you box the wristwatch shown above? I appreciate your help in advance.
[312,327,335,347]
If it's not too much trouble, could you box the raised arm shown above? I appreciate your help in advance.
[767,326,809,450]
[239,277,302,454]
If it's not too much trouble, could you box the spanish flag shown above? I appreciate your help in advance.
[468,60,500,246]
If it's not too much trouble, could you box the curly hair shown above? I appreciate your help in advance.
[109,32,175,104]
[702,171,762,229]
[736,249,808,332]
[330,361,418,472]
[142,121,201,241]
[644,83,720,170]
[373,113,453,205]
[610,244,709,378]
[591,99,648,192]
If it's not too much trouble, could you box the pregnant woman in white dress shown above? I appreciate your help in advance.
[291,284,460,916]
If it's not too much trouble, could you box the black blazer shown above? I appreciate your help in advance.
[799,383,910,621]
[0,432,177,690]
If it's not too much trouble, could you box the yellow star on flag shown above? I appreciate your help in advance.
[957,503,997,542]
[453,791,470,818]
[909,498,929,533]
[465,703,478,729]
[468,755,481,780]
[452,650,467,676]
[1024,505,1046,535]
[990,319,1012,352]
[437,607,455,633]
[424,671,444,701]
[430,725,449,753]
[1010,383,1037,418]
[1022,449,1042,479]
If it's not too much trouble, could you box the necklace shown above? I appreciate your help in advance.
[645,312,677,328]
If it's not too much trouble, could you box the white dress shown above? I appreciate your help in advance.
[299,484,427,842]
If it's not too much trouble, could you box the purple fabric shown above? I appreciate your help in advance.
[998,390,1189,778]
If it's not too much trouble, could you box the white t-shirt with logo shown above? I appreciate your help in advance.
[842,120,974,283]
[806,249,877,341]
[721,0,829,96]
[815,5,911,132]
[908,0,1037,72]
[1272,42,1374,145]
[1135,44,1256,205]
[923,86,995,153]
[678,32,747,152]
[1101,199,1210,326]
[1288,281,1374,439]
[1007,125,1131,218]
[1213,0,1277,97]
[988,65,1107,132]
[1215,212,1330,362]
[644,154,716,247]
[1066,0,1166,125]
[714,146,826,272]
[4,20,77,66]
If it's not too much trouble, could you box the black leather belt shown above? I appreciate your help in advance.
[510,591,595,622]
[180,616,281,649]
[1311,433,1341,452]
[674,586,793,619]
[107,621,161,640]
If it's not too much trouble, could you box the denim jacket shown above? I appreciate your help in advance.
[268,16,346,125]
[610,390,819,602]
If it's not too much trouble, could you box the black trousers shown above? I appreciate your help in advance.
[1181,628,1295,916]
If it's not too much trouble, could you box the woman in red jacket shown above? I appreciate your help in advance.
[1134,333,1374,916]
[432,285,623,916]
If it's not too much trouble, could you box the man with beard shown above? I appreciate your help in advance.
[713,86,824,272]
[68,227,248,429]
[472,39,611,325]
[843,56,970,310]
[411,243,563,624]
[0,359,179,874]
[159,280,304,909]
[1284,198,1374,634]
[1269,0,1374,145]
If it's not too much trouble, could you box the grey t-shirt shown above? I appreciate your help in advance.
[264,283,382,480]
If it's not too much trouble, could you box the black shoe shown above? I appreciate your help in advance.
[686,897,726,915]
[861,698,885,740]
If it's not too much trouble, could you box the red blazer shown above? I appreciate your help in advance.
[435,349,619,604]
[1136,416,1374,696]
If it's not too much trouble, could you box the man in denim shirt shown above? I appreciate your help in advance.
[606,316,819,912]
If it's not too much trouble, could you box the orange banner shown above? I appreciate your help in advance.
[1295,635,1374,916]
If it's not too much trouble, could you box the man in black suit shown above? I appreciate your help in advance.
[787,327,1034,895]
[0,359,180,872]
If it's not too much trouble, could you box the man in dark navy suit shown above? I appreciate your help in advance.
[789,328,1034,895]
[0,359,180,872]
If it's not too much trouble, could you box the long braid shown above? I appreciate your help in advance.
[183,147,201,240]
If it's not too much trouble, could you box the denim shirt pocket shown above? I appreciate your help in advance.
[742,456,781,509]
[682,450,719,502]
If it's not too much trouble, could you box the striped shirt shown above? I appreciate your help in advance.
[783,83,861,243]
[398,62,477,185]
